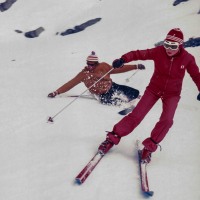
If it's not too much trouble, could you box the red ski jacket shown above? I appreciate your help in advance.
[121,45,200,97]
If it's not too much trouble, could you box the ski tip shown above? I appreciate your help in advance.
[144,191,154,197]
[75,178,82,185]
[118,106,135,115]
[118,111,127,115]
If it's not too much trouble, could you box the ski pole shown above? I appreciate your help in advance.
[66,94,96,100]
[125,69,139,82]
[47,68,114,123]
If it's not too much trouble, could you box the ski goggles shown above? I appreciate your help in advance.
[163,40,179,50]
[87,61,98,67]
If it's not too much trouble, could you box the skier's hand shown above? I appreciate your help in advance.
[137,64,145,70]
[112,58,125,68]
[197,92,200,101]
[48,91,59,98]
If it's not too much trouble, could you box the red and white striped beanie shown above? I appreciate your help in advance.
[86,51,99,62]
[165,28,184,44]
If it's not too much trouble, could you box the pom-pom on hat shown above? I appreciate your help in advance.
[165,28,184,44]
[87,51,99,62]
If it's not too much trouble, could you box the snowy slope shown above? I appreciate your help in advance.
[0,0,200,200]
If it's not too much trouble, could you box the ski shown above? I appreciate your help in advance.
[136,140,154,196]
[118,95,141,115]
[118,105,135,115]
[75,151,104,184]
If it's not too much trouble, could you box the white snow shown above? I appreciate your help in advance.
[0,0,200,199]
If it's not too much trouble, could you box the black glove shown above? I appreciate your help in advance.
[137,64,145,70]
[197,92,200,101]
[112,58,125,68]
[48,91,59,98]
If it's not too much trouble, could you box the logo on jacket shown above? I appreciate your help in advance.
[180,65,185,69]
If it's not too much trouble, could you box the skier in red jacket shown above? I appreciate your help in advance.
[98,28,200,163]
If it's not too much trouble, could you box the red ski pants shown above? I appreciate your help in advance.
[111,89,180,151]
